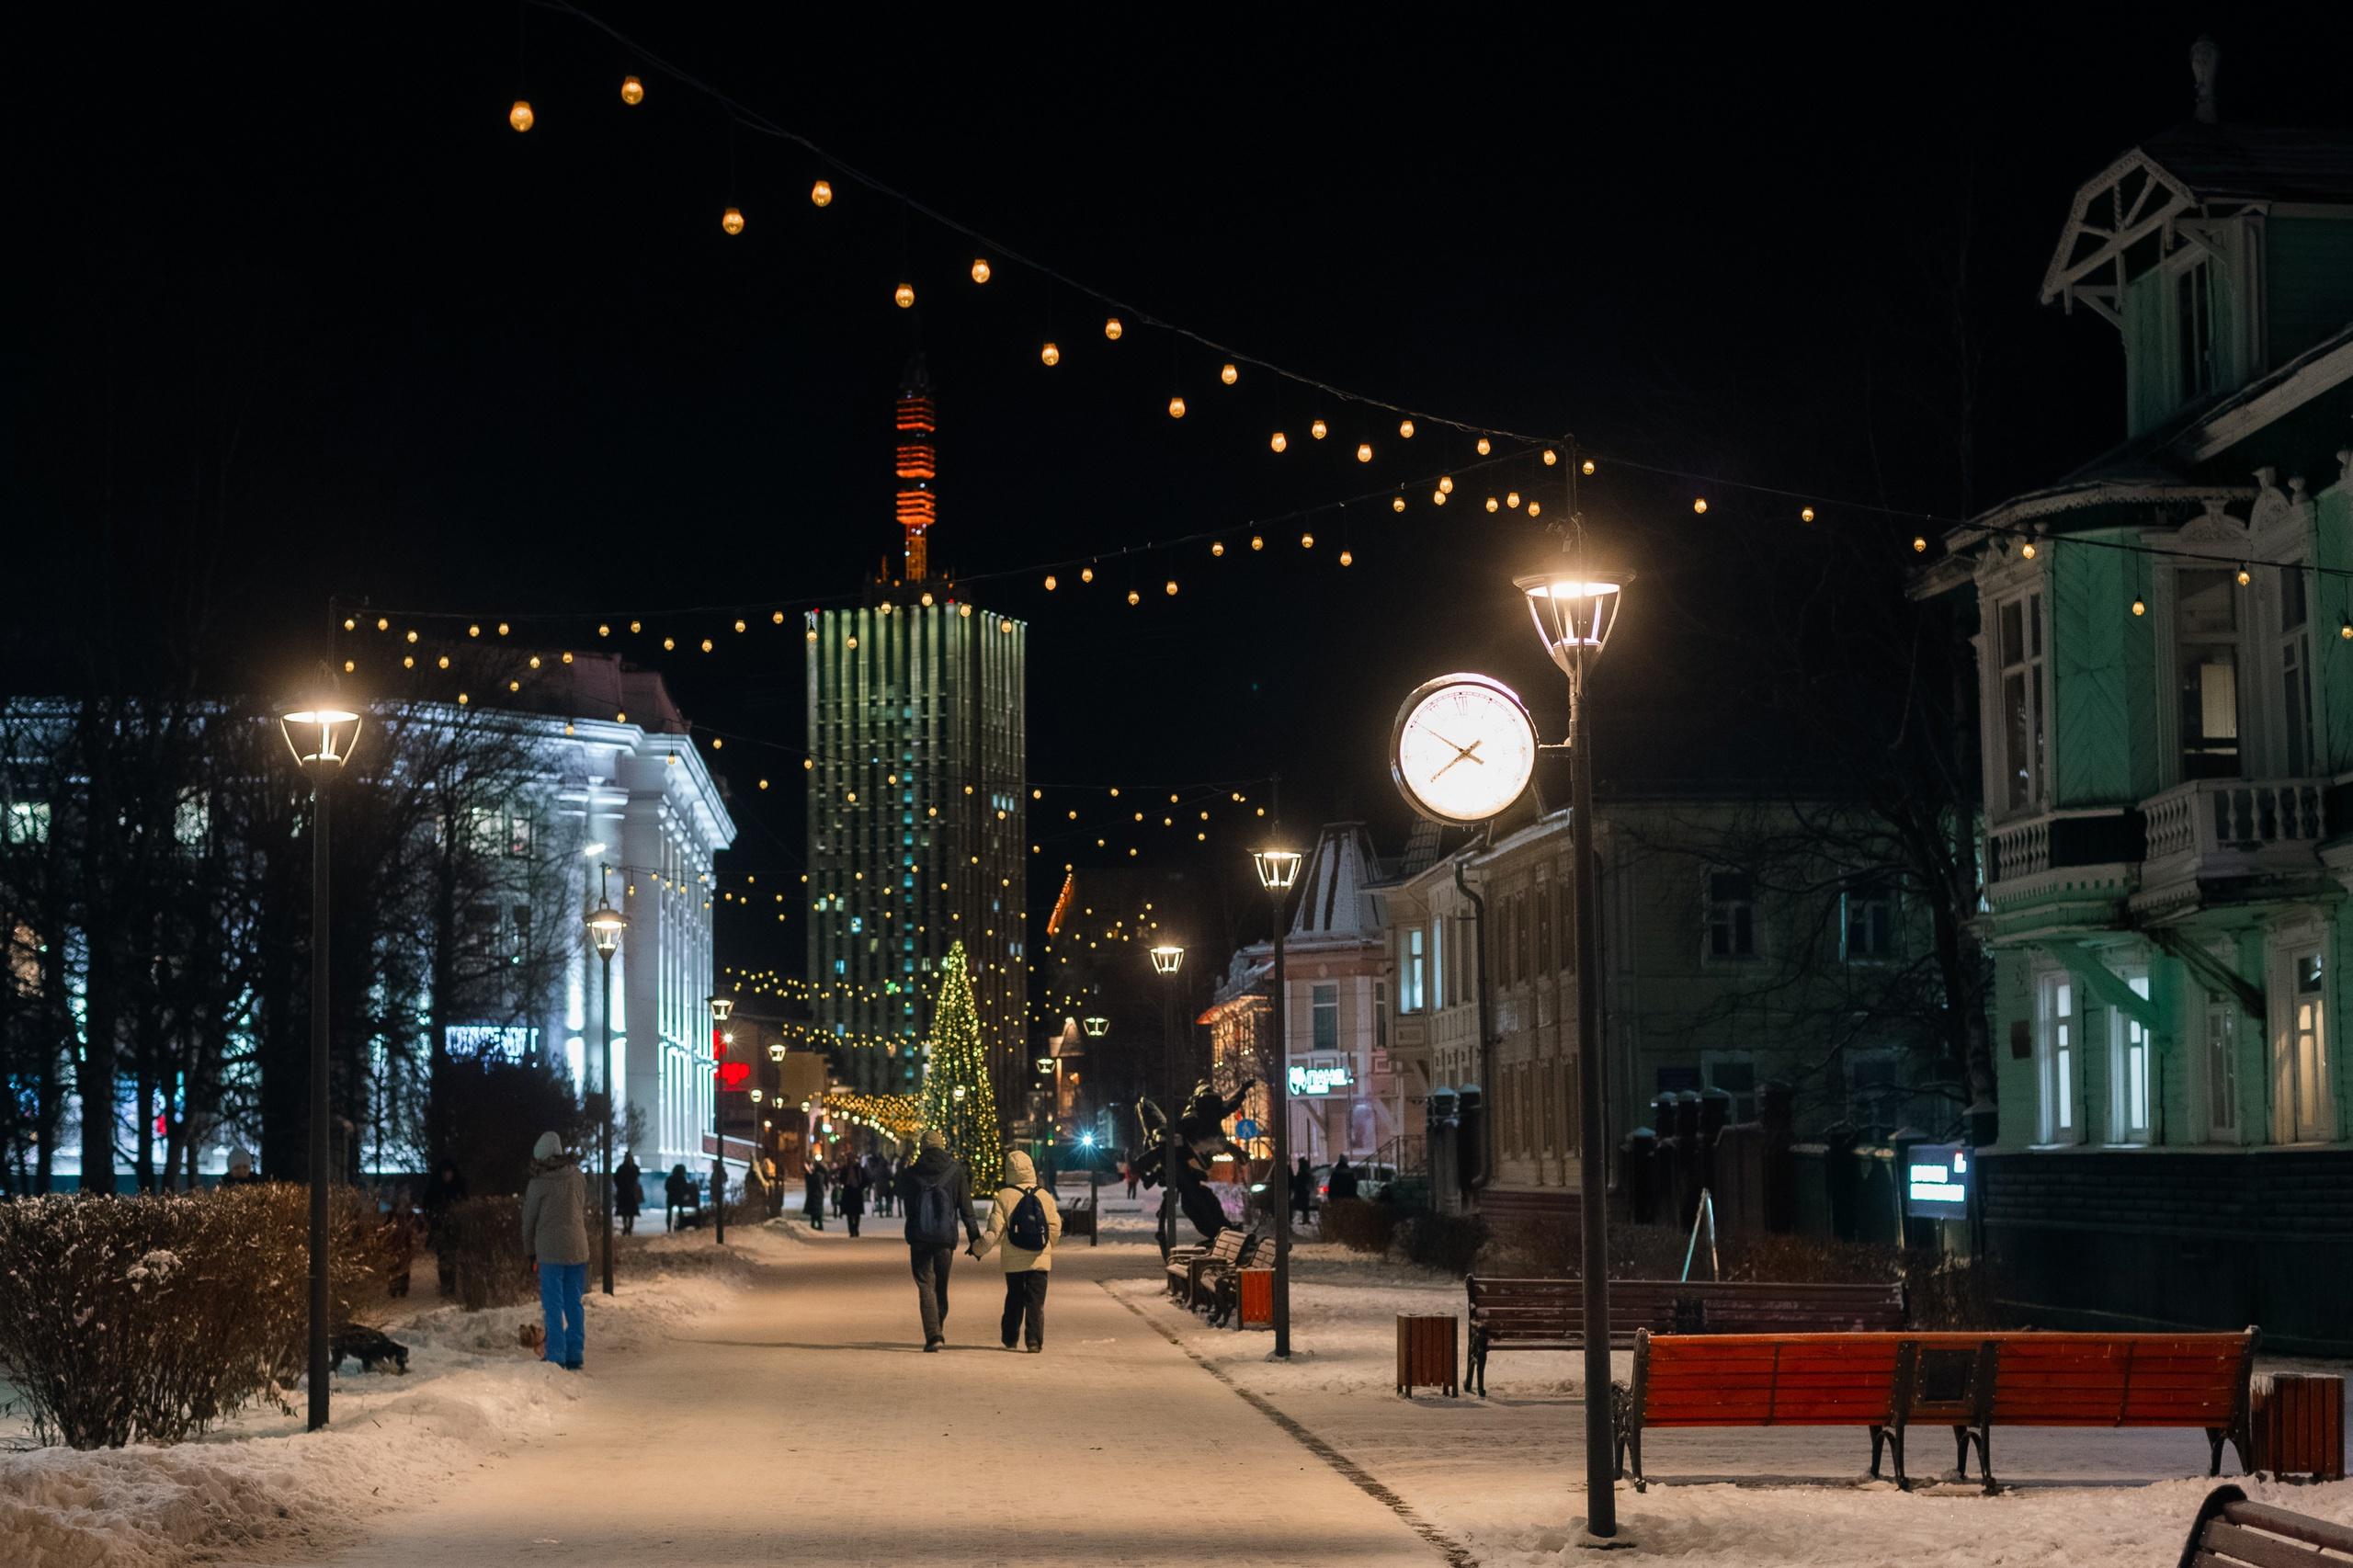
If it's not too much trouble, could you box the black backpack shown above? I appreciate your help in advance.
[1006,1187,1050,1252]
[910,1180,961,1247]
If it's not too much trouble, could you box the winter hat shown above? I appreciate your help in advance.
[921,1129,947,1151]
[533,1131,564,1161]
[227,1148,254,1174]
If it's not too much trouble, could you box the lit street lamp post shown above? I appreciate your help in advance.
[708,994,733,1246]
[1515,559,1631,1545]
[1148,943,1186,1260]
[1252,847,1303,1358]
[1083,1015,1108,1245]
[585,871,626,1297]
[278,673,361,1433]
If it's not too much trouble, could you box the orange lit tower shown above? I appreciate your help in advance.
[895,357,937,583]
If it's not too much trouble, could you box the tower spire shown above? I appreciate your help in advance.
[895,354,936,583]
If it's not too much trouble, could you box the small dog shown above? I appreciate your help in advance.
[331,1324,410,1375]
[518,1321,546,1354]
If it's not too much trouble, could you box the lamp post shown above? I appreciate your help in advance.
[1515,559,1630,1545]
[708,994,733,1245]
[278,672,361,1433]
[585,871,625,1296]
[1148,943,1186,1260]
[1252,846,1303,1358]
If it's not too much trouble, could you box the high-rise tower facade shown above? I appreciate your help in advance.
[806,359,1028,1112]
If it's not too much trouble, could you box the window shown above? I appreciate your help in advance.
[1429,917,1446,1011]
[1995,592,2046,812]
[466,805,503,855]
[2177,257,2215,401]
[1312,983,1338,1051]
[1534,880,1553,975]
[2109,968,2152,1144]
[1705,870,1755,960]
[2035,971,2079,1143]
[4,801,49,845]
[1374,980,1389,1052]
[1848,1051,1900,1127]
[2202,990,2239,1141]
[2176,568,2242,779]
[508,812,534,858]
[2278,565,2313,774]
[2279,948,2332,1142]
[1399,927,1426,1014]
[1843,882,1894,961]
[1702,1052,1757,1121]
[174,790,210,848]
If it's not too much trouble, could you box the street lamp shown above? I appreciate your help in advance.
[584,870,626,1296]
[1147,943,1186,1260]
[707,994,733,1245]
[1252,846,1303,1358]
[278,668,360,1434]
[1514,558,1630,1544]
[1082,1015,1109,1038]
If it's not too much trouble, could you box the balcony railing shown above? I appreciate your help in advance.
[1989,816,2050,883]
[2141,778,2325,865]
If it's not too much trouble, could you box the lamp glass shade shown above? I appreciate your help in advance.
[1252,847,1303,892]
[767,1043,786,1062]
[1514,565,1631,673]
[707,994,735,1023]
[279,699,362,771]
[1148,943,1186,975]
[585,900,627,955]
[1082,1016,1109,1038]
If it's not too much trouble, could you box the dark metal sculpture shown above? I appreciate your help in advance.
[1134,1079,1256,1244]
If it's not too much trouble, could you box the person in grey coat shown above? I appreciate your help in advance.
[521,1131,590,1369]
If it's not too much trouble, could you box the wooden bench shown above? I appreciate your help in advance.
[1199,1233,1268,1324]
[2177,1483,2353,1568]
[1465,1276,1906,1396]
[1612,1326,2257,1493]
[1060,1199,1096,1241]
[1165,1228,1245,1301]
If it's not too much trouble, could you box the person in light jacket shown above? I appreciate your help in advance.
[969,1148,1063,1353]
[521,1131,591,1369]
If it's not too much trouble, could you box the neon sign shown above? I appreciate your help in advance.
[1289,1064,1354,1096]
[446,1025,537,1063]
[1904,1143,1969,1216]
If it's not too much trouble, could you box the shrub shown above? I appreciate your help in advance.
[437,1195,530,1311]
[1397,1211,1490,1276]
[0,1186,385,1448]
[1319,1198,1399,1253]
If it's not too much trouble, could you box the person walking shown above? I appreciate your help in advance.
[1328,1154,1359,1204]
[1290,1154,1314,1227]
[866,1151,894,1217]
[521,1131,590,1370]
[802,1159,828,1230]
[614,1153,643,1237]
[841,1155,868,1238]
[896,1129,980,1351]
[421,1157,468,1296]
[970,1148,1063,1353]
[1123,1149,1140,1199]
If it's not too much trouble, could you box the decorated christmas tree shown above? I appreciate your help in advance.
[917,940,1001,1189]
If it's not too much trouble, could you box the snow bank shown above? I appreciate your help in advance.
[0,1228,773,1568]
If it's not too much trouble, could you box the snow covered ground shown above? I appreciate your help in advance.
[0,1225,774,1568]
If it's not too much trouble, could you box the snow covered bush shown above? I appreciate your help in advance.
[0,1186,387,1448]
[437,1194,530,1310]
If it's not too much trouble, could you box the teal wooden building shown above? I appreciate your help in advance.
[1915,47,2353,1350]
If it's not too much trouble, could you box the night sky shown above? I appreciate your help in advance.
[8,6,2342,986]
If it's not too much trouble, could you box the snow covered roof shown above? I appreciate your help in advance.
[1290,822,1381,944]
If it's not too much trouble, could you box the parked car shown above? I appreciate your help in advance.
[1311,1162,1398,1201]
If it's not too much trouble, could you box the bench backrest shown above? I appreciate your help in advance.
[1639,1330,1904,1428]
[1467,1277,1905,1341]
[1204,1228,1245,1265]
[1991,1332,2253,1428]
[2180,1485,2353,1568]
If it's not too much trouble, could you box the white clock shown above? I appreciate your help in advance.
[1390,674,1539,825]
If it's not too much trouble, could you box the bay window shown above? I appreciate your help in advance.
[1995,591,2045,813]
[2174,567,2242,779]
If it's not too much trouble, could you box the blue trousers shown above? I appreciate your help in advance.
[539,1261,586,1368]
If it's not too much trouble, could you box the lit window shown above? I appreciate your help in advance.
[1995,591,2045,812]
[1705,871,1755,960]
[1312,984,1339,1051]
[2036,971,2078,1143]
[2175,569,2241,780]
[1842,882,1893,961]
[6,801,51,845]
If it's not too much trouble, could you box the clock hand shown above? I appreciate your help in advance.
[1429,739,1486,780]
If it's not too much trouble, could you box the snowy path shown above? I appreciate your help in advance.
[234,1226,1448,1568]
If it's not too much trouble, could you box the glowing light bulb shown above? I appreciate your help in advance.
[341,617,356,631]
[509,99,534,133]
[1164,580,1178,597]
[1104,316,1122,340]
[1040,340,1060,367]
[1477,437,1492,455]
[1211,541,1225,557]
[1081,566,1094,583]
[1220,362,1238,385]
[1433,490,1448,506]
[971,258,991,284]
[2237,566,2251,585]
[1339,550,1354,566]
[1357,442,1373,462]
[1392,495,1406,512]
[1251,535,1264,551]
[1485,497,1500,513]
[1044,574,1058,591]
[1438,475,1454,494]
[1507,491,1521,507]
[811,178,833,207]
[1913,536,1928,553]
[1301,532,1314,549]
[2021,542,2038,560]
[620,74,643,105]
[894,282,915,308]
[1802,506,1816,523]
[1528,500,1541,517]
[1311,419,1328,439]
[1168,395,1186,418]
[772,610,785,623]
[1126,590,1141,606]
[1693,498,1708,515]
[2131,599,2147,618]
[722,206,745,235]
[1582,458,1596,475]
[1270,431,1288,453]
[1399,419,1415,438]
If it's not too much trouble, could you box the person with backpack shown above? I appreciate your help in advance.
[840,1154,868,1238]
[969,1148,1063,1353]
[895,1129,980,1351]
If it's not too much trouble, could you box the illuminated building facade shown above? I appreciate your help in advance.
[807,358,1029,1110]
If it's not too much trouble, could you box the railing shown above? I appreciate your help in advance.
[1990,816,2051,882]
[2142,778,2325,863]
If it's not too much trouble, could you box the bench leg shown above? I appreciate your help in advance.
[1892,1426,1909,1491]
[1471,1333,1487,1398]
[1975,1427,1997,1494]
[1631,1427,1646,1494]
[1869,1426,1886,1481]
[1952,1425,1969,1480]
[2207,1426,2236,1477]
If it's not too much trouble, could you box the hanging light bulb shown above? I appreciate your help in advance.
[1168,395,1187,418]
[1040,340,1061,367]
[1339,550,1354,566]
[509,99,534,133]
[811,178,834,207]
[1220,362,1238,385]
[1438,475,1454,494]
[1693,497,1708,515]
[722,206,745,235]
[1311,419,1328,439]
[1164,580,1178,597]
[1433,490,1448,506]
[1507,491,1521,508]
[1528,500,1541,517]
[620,74,644,105]
[1392,494,1406,512]
[1913,536,1928,553]
[1270,431,1288,453]
[1211,541,1225,557]
[1582,458,1596,475]
[1399,418,1415,438]
[1477,437,1492,456]
[1104,316,1123,340]
[894,282,915,308]
[1485,497,1500,513]
[2021,541,2038,560]
[1250,535,1265,551]
[1044,574,1058,591]
[1081,566,1095,583]
[1301,532,1314,549]
[1802,506,1816,523]
[1126,590,1141,606]
[2131,598,2147,617]
[1357,442,1373,462]
[2236,564,2251,586]
[971,258,992,284]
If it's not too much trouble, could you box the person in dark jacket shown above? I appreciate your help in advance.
[1328,1155,1359,1204]
[802,1160,828,1230]
[895,1130,982,1351]
[614,1154,644,1236]
[220,1148,267,1188]
[1290,1155,1314,1225]
[421,1157,469,1295]
[840,1155,868,1237]
[865,1152,895,1217]
[664,1163,693,1232]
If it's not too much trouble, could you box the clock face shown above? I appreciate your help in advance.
[1390,674,1538,825]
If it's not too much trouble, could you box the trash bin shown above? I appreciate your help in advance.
[1237,1267,1273,1330]
[1396,1313,1458,1398]
[2254,1374,2345,1480]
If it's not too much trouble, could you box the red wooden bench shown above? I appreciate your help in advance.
[1614,1330,1908,1491]
[2176,1483,2353,1568]
[1956,1330,2257,1493]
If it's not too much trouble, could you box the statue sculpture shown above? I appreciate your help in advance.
[1134,1078,1256,1246]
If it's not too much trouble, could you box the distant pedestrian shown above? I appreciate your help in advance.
[1290,1155,1314,1225]
[664,1163,693,1232]
[866,1152,894,1217]
[896,1129,981,1351]
[423,1157,469,1295]
[841,1156,868,1238]
[831,1157,849,1215]
[803,1161,828,1230]
[1123,1150,1139,1199]
[1328,1155,1359,1204]
[762,1157,784,1218]
[971,1149,1063,1353]
[220,1148,267,1188]
[521,1131,590,1370]
[742,1156,767,1219]
[614,1154,643,1237]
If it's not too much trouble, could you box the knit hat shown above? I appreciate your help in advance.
[533,1131,564,1161]
[921,1129,947,1151]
